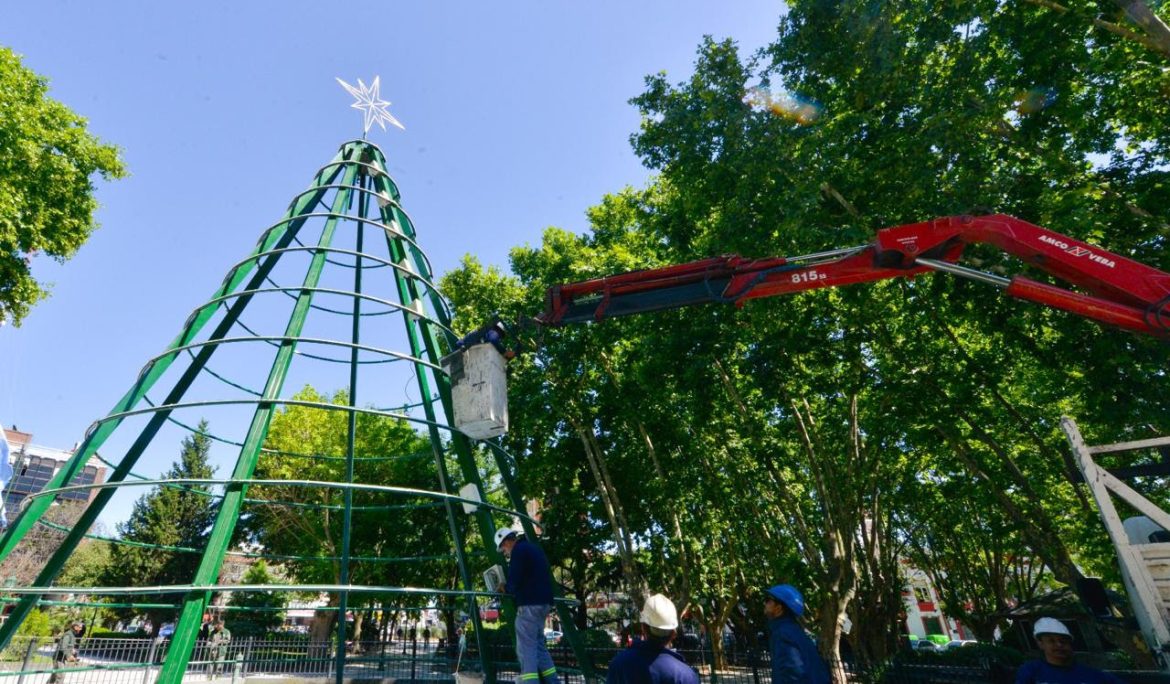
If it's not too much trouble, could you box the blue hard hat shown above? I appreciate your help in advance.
[765,584,804,617]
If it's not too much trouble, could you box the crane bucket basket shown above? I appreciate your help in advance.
[442,342,509,440]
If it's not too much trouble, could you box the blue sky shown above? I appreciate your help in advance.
[1,2,783,524]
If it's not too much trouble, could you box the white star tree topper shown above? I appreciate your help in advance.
[336,76,405,135]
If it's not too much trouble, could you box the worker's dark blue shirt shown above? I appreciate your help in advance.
[607,639,699,684]
[1015,659,1125,684]
[767,616,830,684]
[505,538,554,606]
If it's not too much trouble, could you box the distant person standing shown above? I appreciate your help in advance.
[1015,618,1124,684]
[209,620,232,678]
[49,622,83,684]
[763,584,829,684]
[496,527,560,684]
[607,594,699,684]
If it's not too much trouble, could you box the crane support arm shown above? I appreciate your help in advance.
[537,214,1170,336]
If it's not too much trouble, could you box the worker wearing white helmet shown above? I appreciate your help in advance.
[1015,617,1123,684]
[496,527,559,684]
[606,593,698,684]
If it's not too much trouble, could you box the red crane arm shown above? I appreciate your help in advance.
[537,214,1170,336]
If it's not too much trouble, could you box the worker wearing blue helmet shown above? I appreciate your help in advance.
[763,584,830,684]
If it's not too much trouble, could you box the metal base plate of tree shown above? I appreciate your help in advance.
[0,139,593,683]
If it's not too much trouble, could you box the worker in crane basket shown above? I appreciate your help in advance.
[606,593,699,684]
[763,584,829,684]
[496,527,560,684]
[1015,617,1125,684]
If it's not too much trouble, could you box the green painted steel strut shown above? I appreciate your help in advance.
[0,165,345,653]
[367,145,596,679]
[372,154,497,682]
[334,169,367,684]
[154,158,361,684]
[368,151,498,559]
[368,148,509,559]
[0,153,347,570]
[495,438,595,678]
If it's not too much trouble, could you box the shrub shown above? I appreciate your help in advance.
[0,610,53,662]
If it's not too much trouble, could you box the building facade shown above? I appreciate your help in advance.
[2,426,107,524]
[901,564,976,641]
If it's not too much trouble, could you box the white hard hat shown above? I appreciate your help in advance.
[494,527,518,550]
[640,594,679,631]
[1033,617,1072,638]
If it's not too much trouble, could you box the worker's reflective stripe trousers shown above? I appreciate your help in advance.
[516,604,559,684]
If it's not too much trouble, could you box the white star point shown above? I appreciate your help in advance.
[337,75,405,135]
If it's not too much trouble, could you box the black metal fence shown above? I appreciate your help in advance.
[0,634,1163,684]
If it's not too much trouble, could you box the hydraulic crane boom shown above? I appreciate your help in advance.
[537,214,1170,336]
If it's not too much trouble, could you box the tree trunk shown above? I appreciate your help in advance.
[1112,0,1170,56]
[570,414,649,605]
[846,485,904,665]
[351,611,364,654]
[939,428,1085,587]
[1024,0,1170,56]
[636,421,692,603]
[309,595,340,671]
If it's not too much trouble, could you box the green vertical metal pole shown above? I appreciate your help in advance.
[334,170,366,684]
[488,441,593,675]
[368,152,507,555]
[373,162,497,682]
[368,161,498,556]
[369,147,595,678]
[373,175,595,678]
[155,160,360,684]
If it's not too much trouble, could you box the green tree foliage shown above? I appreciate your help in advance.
[624,0,1169,659]
[442,0,1170,667]
[0,47,126,325]
[247,386,449,641]
[57,534,111,589]
[225,561,285,637]
[16,609,51,637]
[103,422,216,628]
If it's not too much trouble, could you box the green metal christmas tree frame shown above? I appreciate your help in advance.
[0,139,594,683]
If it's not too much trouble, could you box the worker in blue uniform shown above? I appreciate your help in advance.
[1015,618,1124,684]
[497,527,560,684]
[607,594,699,684]
[763,584,830,684]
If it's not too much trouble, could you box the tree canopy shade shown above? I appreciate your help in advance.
[0,46,126,325]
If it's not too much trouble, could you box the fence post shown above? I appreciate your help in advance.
[242,636,255,678]
[707,639,717,684]
[410,630,418,681]
[231,654,243,684]
[141,639,160,684]
[379,637,387,674]
[16,637,37,684]
[749,645,761,684]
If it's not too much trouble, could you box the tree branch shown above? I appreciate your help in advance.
[1024,0,1170,57]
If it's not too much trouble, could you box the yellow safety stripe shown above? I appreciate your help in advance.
[541,667,558,677]
[520,674,541,681]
